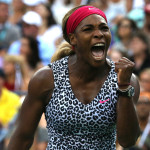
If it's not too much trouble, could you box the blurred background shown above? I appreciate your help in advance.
[0,0,150,149]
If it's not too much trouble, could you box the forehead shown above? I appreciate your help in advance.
[22,22,34,27]
[78,14,107,27]
[120,19,131,25]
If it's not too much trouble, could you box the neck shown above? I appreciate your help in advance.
[69,55,110,82]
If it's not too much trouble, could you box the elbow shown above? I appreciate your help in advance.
[118,132,140,148]
[8,131,34,150]
[119,140,136,148]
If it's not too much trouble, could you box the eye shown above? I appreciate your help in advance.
[101,26,109,31]
[82,27,92,32]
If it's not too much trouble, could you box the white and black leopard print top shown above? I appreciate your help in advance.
[45,56,118,150]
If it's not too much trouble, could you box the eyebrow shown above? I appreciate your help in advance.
[81,22,107,28]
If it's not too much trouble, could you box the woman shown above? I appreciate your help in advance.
[139,68,150,92]
[3,55,29,95]
[7,5,140,149]
[112,17,138,58]
[36,3,62,51]
[129,31,150,76]
[20,35,43,77]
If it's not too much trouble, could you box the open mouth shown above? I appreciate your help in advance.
[91,43,105,60]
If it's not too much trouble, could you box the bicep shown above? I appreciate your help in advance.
[8,67,54,149]
[16,94,45,137]
[14,67,54,139]
[7,94,46,149]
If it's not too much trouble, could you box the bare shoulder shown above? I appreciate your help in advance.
[130,73,140,104]
[27,65,54,106]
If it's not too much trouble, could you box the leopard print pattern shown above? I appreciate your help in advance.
[45,56,118,150]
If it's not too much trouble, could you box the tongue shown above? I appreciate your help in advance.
[92,50,104,57]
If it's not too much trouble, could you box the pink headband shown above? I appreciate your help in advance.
[66,6,107,36]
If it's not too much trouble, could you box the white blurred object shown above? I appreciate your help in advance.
[80,0,88,5]
[132,0,145,9]
[15,64,22,91]
[51,0,74,25]
[22,0,45,6]
[22,11,42,26]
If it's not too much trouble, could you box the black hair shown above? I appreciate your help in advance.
[0,68,6,79]
[22,35,41,69]
[132,31,150,55]
[62,5,84,43]
[64,0,72,5]
[116,17,138,39]
[43,3,57,27]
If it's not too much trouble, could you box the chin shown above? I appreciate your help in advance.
[92,59,107,68]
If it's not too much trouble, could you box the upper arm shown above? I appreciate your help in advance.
[130,73,140,104]
[12,66,54,140]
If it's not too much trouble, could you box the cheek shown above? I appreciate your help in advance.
[105,32,111,49]
[76,34,90,48]
[20,44,30,55]
[23,28,30,34]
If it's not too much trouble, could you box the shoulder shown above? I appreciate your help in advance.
[51,56,68,67]
[28,66,54,106]
[29,66,54,90]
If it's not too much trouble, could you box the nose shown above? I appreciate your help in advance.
[93,29,104,39]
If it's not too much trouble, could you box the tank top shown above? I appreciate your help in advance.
[45,56,118,150]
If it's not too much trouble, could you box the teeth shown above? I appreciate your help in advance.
[94,43,104,47]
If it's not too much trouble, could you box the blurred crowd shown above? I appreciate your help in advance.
[0,0,150,150]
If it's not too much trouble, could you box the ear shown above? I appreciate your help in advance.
[68,33,77,46]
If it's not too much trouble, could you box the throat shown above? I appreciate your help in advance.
[68,54,110,81]
[92,50,104,58]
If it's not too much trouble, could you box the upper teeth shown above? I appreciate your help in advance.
[94,43,104,47]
